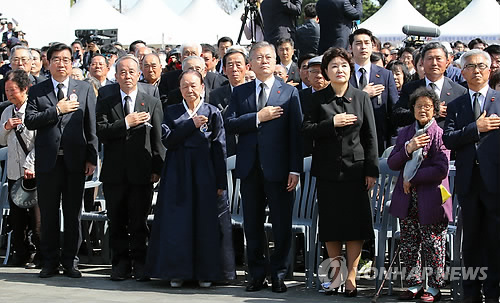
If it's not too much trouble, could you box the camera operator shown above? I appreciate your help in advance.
[71,41,84,69]
[2,21,15,44]
[260,0,302,47]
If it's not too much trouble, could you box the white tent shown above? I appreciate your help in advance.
[1,0,71,48]
[358,0,438,44]
[124,0,188,44]
[181,0,241,43]
[439,0,500,43]
[69,0,131,43]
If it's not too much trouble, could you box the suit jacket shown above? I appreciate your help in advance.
[388,119,452,225]
[260,0,302,46]
[209,84,236,156]
[443,88,500,196]
[224,77,303,181]
[98,82,159,102]
[393,77,467,128]
[96,90,165,185]
[445,65,465,83]
[286,61,300,84]
[295,19,320,56]
[299,87,314,156]
[316,0,362,53]
[349,64,399,155]
[302,84,379,181]
[25,78,98,173]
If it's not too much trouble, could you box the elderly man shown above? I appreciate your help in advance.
[88,54,112,87]
[443,49,500,303]
[96,54,165,282]
[134,46,153,69]
[348,28,399,155]
[299,55,329,156]
[225,41,302,293]
[297,53,315,90]
[25,42,98,278]
[30,48,45,79]
[210,47,250,156]
[128,40,146,55]
[140,53,162,87]
[394,42,467,129]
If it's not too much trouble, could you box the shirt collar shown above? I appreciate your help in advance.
[51,76,70,92]
[255,76,275,90]
[468,85,489,100]
[425,76,445,91]
[183,99,204,117]
[120,88,138,103]
[281,62,292,71]
[355,62,371,74]
[14,100,28,115]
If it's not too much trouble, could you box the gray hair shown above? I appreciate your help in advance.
[182,55,205,71]
[249,41,276,60]
[9,45,33,62]
[180,43,202,57]
[460,49,492,69]
[115,54,141,71]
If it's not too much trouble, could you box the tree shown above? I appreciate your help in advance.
[409,0,472,25]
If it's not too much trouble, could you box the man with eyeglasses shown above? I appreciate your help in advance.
[394,42,467,129]
[443,49,500,303]
[0,45,45,113]
[25,42,98,279]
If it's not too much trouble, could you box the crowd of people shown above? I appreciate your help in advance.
[0,1,500,302]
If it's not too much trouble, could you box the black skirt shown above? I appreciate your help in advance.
[316,177,375,242]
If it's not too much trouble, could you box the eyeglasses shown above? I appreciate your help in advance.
[12,57,30,64]
[51,57,72,65]
[414,104,433,111]
[464,63,488,71]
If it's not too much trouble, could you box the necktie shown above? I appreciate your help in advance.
[429,82,438,95]
[258,82,266,111]
[57,83,64,101]
[473,92,481,120]
[123,96,131,116]
[358,68,367,90]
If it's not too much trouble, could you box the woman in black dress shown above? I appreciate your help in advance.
[303,48,379,297]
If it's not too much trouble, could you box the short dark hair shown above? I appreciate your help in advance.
[222,48,248,67]
[71,40,83,48]
[453,41,464,48]
[386,60,411,86]
[371,52,383,64]
[468,38,486,50]
[5,69,30,91]
[485,44,500,56]
[398,46,416,59]
[100,44,119,56]
[409,87,441,117]
[298,53,316,69]
[276,37,294,49]
[41,46,50,53]
[303,3,316,18]
[321,47,354,81]
[179,69,204,85]
[420,42,447,59]
[47,43,72,61]
[201,43,217,58]
[129,40,146,53]
[349,28,373,46]
[372,36,381,50]
[489,70,500,90]
[217,36,233,48]
[383,42,393,49]
[91,53,109,66]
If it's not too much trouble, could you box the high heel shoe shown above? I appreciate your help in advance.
[344,287,358,297]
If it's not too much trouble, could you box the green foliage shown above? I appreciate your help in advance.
[409,0,472,25]
[362,0,380,22]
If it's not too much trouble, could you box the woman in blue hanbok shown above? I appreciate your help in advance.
[145,70,232,287]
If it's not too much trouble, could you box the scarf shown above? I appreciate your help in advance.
[403,118,434,182]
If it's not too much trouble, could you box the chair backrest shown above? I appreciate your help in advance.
[0,147,9,235]
[227,156,243,222]
[371,158,399,227]
[447,160,459,221]
[291,156,317,226]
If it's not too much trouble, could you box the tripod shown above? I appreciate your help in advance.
[237,0,263,45]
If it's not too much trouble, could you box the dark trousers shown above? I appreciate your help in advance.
[460,165,500,300]
[37,156,85,269]
[103,183,152,268]
[7,179,41,261]
[240,159,294,281]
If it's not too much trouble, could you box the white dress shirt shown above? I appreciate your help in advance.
[51,76,70,98]
[354,63,371,87]
[120,88,138,130]
[425,76,445,97]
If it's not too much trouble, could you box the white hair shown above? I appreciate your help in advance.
[115,54,140,70]
[181,56,205,71]
[9,45,33,62]
[180,43,202,57]
[460,49,491,69]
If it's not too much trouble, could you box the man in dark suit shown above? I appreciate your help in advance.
[260,0,302,47]
[98,82,159,102]
[96,55,165,281]
[225,41,303,293]
[166,56,227,108]
[140,53,162,87]
[393,42,467,129]
[277,38,300,84]
[88,54,113,87]
[316,0,362,53]
[443,49,500,303]
[1,22,14,44]
[348,28,399,155]
[25,43,98,278]
[295,3,320,57]
[209,47,250,157]
[215,37,233,75]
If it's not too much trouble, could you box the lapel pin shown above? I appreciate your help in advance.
[446,92,451,96]
[69,93,78,101]
[348,97,352,101]
[141,102,145,106]
[277,90,281,94]
[491,97,495,102]
[376,74,380,78]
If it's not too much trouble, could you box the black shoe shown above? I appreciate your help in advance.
[271,279,287,293]
[245,279,268,292]
[133,263,150,282]
[63,266,82,278]
[344,287,357,297]
[39,267,59,278]
[110,264,131,281]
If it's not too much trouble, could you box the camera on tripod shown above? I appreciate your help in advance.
[401,25,440,48]
[75,29,118,47]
